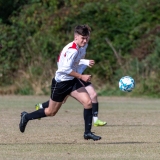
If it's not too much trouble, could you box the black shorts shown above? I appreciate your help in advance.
[79,79,91,87]
[51,78,83,102]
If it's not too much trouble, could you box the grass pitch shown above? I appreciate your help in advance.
[0,96,160,160]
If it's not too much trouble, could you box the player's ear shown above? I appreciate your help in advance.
[74,34,77,40]
[74,33,79,40]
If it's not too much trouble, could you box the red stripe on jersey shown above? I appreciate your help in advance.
[57,55,60,62]
[57,51,62,62]
[68,42,78,50]
[57,42,78,62]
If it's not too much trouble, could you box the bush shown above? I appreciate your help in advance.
[0,0,160,96]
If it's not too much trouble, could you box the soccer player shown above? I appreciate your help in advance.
[35,44,107,126]
[19,25,101,141]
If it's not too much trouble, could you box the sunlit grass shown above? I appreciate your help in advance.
[0,96,160,160]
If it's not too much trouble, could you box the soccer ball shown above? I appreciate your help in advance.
[119,76,135,92]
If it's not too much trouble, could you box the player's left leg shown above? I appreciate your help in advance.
[85,84,107,126]
[70,86,101,141]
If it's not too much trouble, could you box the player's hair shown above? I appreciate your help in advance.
[85,25,91,32]
[74,25,90,36]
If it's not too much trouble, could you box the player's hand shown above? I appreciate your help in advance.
[89,60,95,68]
[81,74,92,82]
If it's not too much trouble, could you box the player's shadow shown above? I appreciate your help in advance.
[0,141,159,145]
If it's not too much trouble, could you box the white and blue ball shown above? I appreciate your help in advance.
[119,76,135,92]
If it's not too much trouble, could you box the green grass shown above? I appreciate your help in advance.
[0,96,160,160]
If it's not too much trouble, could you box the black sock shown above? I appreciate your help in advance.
[26,109,46,120]
[92,103,99,117]
[42,101,49,108]
[84,108,92,134]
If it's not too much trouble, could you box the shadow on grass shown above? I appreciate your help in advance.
[0,141,159,145]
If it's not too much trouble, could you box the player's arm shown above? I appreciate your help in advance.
[60,49,92,82]
[67,49,92,82]
[69,70,92,82]
[79,59,95,67]
[77,59,95,74]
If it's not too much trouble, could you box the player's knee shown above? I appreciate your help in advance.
[90,91,97,100]
[49,112,56,116]
[84,99,92,109]
[45,109,57,116]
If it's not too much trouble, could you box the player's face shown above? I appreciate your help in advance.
[75,34,89,47]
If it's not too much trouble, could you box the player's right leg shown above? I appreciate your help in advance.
[35,101,49,120]
[85,84,107,126]
[19,78,65,133]
[35,95,69,111]
[19,99,63,133]
[35,101,49,110]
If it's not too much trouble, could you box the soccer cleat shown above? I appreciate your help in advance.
[84,132,101,141]
[35,103,41,110]
[94,119,107,127]
[19,111,28,133]
[35,104,41,120]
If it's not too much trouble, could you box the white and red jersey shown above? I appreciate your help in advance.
[55,42,90,82]
[55,41,81,82]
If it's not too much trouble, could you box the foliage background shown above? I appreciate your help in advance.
[0,0,160,96]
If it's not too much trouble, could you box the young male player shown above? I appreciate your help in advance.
[19,25,101,141]
[35,43,107,126]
